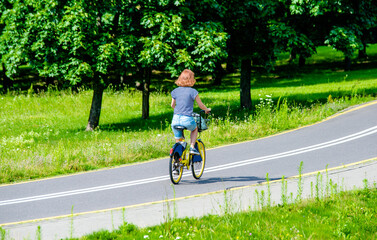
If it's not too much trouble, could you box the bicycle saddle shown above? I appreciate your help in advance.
[174,125,187,130]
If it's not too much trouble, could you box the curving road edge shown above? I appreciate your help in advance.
[1,101,377,240]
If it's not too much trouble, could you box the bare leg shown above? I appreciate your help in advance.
[175,130,185,143]
[190,127,198,148]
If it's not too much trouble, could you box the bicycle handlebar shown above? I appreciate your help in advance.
[199,110,211,114]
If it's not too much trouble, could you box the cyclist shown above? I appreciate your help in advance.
[171,69,211,155]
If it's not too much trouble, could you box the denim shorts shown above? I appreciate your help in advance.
[171,114,197,139]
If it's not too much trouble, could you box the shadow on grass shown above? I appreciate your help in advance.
[98,85,377,133]
[253,57,377,88]
[100,112,174,132]
[93,50,377,133]
[99,100,250,133]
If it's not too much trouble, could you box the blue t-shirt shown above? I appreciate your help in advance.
[171,87,198,116]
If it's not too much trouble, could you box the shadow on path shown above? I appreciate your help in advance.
[182,176,281,186]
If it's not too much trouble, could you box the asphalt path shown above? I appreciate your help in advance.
[1,101,377,225]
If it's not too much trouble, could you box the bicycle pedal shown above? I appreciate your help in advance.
[182,160,189,165]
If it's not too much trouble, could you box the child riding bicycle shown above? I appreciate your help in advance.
[171,69,211,155]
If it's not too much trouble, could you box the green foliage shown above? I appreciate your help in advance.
[288,0,335,16]
[0,0,135,84]
[0,0,229,127]
[1,0,377,80]
[221,0,278,65]
[137,2,227,76]
[269,22,316,59]
[325,26,363,57]
[278,0,377,70]
[0,0,228,83]
[0,0,30,76]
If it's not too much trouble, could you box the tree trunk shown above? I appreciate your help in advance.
[86,81,105,131]
[358,45,367,59]
[45,76,54,87]
[213,62,225,86]
[344,56,351,71]
[1,63,12,93]
[142,67,152,119]
[298,55,306,67]
[358,36,368,59]
[226,55,236,73]
[288,49,296,63]
[240,58,252,109]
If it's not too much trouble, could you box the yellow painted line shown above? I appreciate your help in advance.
[230,156,377,191]
[1,100,376,188]
[325,100,377,120]
[2,156,377,228]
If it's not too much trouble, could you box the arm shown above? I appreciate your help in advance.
[171,98,176,109]
[195,95,211,114]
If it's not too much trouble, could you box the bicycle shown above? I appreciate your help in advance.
[169,110,210,184]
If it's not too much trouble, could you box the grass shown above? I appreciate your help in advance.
[1,45,377,183]
[73,187,377,240]
[70,165,377,240]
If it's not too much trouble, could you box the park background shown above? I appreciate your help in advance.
[1,0,377,183]
[0,0,377,239]
[1,1,377,238]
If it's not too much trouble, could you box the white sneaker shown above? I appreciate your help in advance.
[189,147,200,155]
[179,141,187,149]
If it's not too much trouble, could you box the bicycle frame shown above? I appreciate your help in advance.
[169,139,206,184]
[170,140,202,169]
[169,110,208,184]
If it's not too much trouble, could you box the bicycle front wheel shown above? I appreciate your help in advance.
[170,152,183,184]
[192,140,206,179]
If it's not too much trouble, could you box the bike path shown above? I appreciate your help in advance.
[1,100,377,239]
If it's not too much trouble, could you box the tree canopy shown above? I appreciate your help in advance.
[1,0,377,127]
[0,0,227,128]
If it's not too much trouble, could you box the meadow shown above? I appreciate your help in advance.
[1,45,377,184]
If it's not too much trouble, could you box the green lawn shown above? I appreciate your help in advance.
[0,45,377,183]
[76,187,377,240]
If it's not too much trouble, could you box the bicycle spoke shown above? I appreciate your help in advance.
[170,153,183,184]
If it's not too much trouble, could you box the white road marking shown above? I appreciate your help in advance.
[0,175,168,206]
[1,125,377,206]
[205,125,377,173]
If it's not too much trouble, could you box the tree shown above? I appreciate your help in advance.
[341,0,377,61]
[1,0,138,130]
[355,1,377,59]
[0,0,227,127]
[135,0,227,118]
[0,0,27,92]
[291,0,377,70]
[317,0,377,70]
[274,1,318,67]
[219,0,278,109]
[325,26,362,70]
[269,21,316,67]
[0,0,12,93]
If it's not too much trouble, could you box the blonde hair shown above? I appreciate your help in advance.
[175,69,196,87]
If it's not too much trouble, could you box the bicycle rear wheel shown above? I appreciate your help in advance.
[170,152,183,184]
[192,140,206,179]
